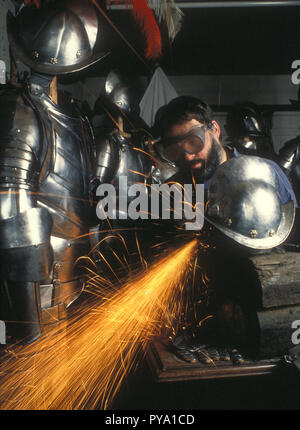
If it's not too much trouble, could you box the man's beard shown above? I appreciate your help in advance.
[187,137,224,182]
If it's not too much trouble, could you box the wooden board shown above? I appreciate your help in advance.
[249,251,300,309]
[147,339,279,383]
[257,305,300,357]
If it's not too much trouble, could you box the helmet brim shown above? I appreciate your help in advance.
[205,200,295,250]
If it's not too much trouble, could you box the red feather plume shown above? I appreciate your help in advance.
[107,0,162,60]
[23,0,55,7]
[130,0,162,60]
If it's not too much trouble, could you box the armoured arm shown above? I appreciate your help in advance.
[0,88,53,280]
[0,88,53,342]
[94,134,119,185]
[278,137,300,174]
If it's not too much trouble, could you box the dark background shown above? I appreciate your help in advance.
[84,3,300,78]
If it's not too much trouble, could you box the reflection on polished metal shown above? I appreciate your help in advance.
[279,151,296,172]
[225,103,274,157]
[205,156,295,249]
[278,138,300,206]
[104,71,140,114]
[0,208,52,249]
[0,82,94,341]
[7,0,109,75]
[242,139,257,151]
[278,139,300,177]
[95,130,152,214]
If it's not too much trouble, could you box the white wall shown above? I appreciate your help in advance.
[168,75,298,106]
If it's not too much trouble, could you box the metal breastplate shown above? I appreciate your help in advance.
[30,90,94,317]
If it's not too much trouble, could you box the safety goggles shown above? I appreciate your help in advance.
[162,125,210,162]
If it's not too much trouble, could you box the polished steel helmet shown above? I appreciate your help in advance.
[225,103,274,157]
[104,70,141,114]
[205,156,295,249]
[7,0,109,75]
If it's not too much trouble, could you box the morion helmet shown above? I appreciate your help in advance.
[205,156,295,249]
[7,0,109,75]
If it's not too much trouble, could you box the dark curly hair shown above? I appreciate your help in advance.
[152,96,214,139]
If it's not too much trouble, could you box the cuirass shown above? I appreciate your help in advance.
[28,90,95,312]
[33,92,93,239]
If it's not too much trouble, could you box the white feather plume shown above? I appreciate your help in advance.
[147,0,184,42]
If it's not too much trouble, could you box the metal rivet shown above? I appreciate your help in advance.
[249,229,258,238]
[76,50,82,58]
[225,217,232,227]
[269,229,275,237]
[32,51,39,59]
[50,57,58,64]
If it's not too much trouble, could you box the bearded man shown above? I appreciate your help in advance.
[151,96,298,363]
